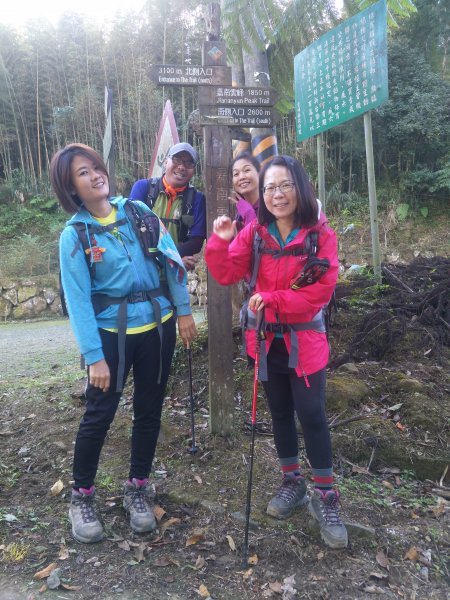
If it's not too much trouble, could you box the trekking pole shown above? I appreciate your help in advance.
[242,310,264,569]
[186,343,198,455]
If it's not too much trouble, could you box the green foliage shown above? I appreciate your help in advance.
[358,0,417,28]
[396,202,410,221]
[29,195,59,211]
[0,202,66,241]
[326,185,368,218]
[0,233,60,278]
[96,471,117,493]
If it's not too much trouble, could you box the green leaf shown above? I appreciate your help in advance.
[396,203,410,221]
[419,207,428,218]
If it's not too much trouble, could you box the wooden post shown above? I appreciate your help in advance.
[363,111,381,283]
[317,132,326,212]
[203,4,234,436]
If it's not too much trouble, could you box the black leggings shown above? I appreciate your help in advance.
[73,318,176,488]
[260,339,332,470]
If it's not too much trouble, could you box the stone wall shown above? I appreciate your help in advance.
[1,260,208,322]
[0,275,62,321]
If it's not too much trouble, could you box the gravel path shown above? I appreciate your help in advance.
[0,319,78,382]
[0,309,207,383]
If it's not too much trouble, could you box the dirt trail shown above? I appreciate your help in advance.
[0,313,448,600]
[0,320,77,382]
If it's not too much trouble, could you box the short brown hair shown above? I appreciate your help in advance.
[49,143,109,214]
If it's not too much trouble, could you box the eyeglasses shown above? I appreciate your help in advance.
[263,182,295,196]
[171,156,195,169]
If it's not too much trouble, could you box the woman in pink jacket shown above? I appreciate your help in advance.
[229,151,260,231]
[205,155,347,549]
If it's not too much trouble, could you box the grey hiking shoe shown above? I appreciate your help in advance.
[123,478,156,533]
[266,476,309,519]
[69,488,104,544]
[308,488,348,549]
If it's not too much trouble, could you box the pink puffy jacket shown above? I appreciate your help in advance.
[205,213,338,377]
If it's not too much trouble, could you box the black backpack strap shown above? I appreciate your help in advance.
[178,186,197,241]
[146,177,162,208]
[182,186,196,215]
[249,232,264,292]
[240,230,265,356]
[70,222,98,276]
[125,200,161,262]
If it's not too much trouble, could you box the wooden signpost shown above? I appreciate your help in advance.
[149,4,275,436]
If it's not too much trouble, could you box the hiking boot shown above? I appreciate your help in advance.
[266,476,309,519]
[123,478,156,533]
[308,488,348,549]
[69,487,104,544]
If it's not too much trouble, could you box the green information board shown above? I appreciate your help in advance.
[294,0,388,142]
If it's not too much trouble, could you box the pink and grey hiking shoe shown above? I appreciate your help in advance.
[266,475,309,519]
[308,488,348,548]
[123,478,156,533]
[69,487,104,544]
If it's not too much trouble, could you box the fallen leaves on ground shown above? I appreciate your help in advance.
[50,479,64,496]
[153,504,166,521]
[376,550,390,570]
[33,563,58,580]
[186,531,206,547]
[197,583,211,598]
[160,517,181,534]
[226,535,236,551]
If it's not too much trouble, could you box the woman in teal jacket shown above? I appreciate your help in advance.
[51,143,197,544]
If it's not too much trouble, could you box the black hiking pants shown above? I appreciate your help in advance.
[259,339,332,470]
[72,318,176,489]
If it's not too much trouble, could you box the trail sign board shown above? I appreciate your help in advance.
[199,105,274,127]
[294,0,388,142]
[150,64,231,86]
[198,85,276,106]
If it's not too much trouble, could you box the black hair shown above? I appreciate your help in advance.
[49,143,109,214]
[231,151,261,175]
[258,155,318,228]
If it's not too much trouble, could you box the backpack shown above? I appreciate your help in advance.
[146,177,196,242]
[241,228,336,380]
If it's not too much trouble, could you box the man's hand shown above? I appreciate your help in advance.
[182,255,199,271]
[88,359,110,392]
[177,314,197,346]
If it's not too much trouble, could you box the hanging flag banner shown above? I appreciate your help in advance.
[148,99,180,178]
[294,0,388,142]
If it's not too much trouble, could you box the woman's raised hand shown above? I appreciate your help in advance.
[228,190,240,206]
[212,215,236,241]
